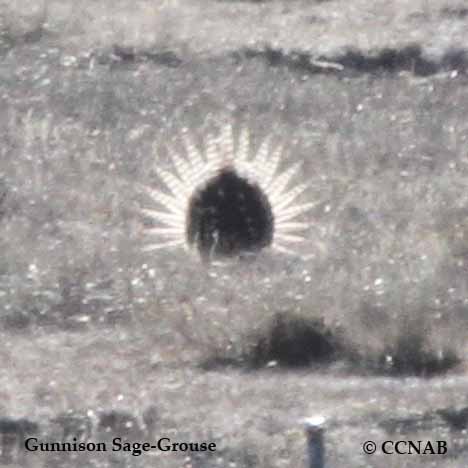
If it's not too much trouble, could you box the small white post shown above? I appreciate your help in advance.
[303,416,326,468]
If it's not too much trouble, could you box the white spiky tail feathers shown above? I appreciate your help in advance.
[140,124,314,256]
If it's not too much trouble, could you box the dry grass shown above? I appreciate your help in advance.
[1,0,468,466]
[2,53,468,365]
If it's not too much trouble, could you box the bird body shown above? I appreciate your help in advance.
[141,124,314,262]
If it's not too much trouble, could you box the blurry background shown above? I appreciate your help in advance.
[1,0,468,467]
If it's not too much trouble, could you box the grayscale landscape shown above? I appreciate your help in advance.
[1,0,468,466]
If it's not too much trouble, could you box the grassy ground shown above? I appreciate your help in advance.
[1,0,468,467]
